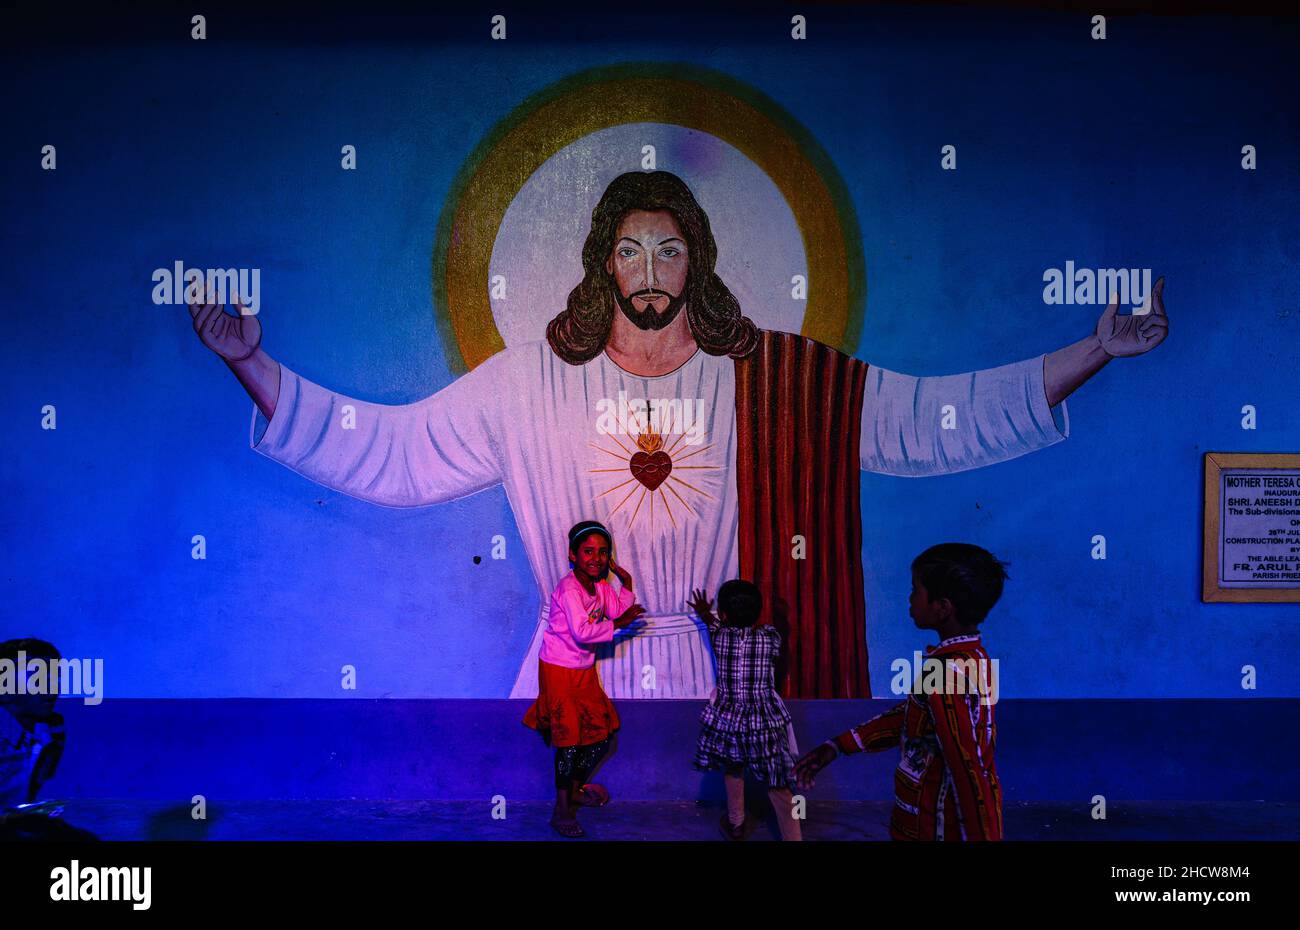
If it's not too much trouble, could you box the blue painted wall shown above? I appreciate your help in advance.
[2,5,1297,699]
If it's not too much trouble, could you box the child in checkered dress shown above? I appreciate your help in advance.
[689,580,801,841]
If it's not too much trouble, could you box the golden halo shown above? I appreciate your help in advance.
[432,62,866,373]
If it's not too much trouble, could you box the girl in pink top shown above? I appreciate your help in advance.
[523,520,646,837]
[539,568,634,669]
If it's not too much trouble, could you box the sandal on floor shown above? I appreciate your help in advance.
[574,783,610,807]
[550,815,585,838]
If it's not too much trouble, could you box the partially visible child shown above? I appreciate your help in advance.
[689,580,801,841]
[523,520,645,838]
[0,638,65,813]
[795,543,1007,841]
[0,638,98,841]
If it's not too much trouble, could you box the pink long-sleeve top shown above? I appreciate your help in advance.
[538,573,634,670]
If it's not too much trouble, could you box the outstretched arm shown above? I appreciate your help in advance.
[1044,276,1167,405]
[860,276,1168,478]
[228,346,281,420]
[189,289,508,508]
[793,701,907,789]
[859,358,1069,478]
[831,700,907,754]
[688,588,719,635]
[189,286,280,418]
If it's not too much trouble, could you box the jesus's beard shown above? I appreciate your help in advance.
[612,283,687,331]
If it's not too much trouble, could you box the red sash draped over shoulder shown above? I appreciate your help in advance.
[734,331,871,698]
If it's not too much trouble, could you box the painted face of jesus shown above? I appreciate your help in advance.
[604,209,690,331]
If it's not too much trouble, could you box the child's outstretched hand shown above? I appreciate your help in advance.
[794,743,838,790]
[613,603,647,631]
[687,588,714,623]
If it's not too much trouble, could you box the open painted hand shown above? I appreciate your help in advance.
[1096,276,1168,358]
[187,285,262,363]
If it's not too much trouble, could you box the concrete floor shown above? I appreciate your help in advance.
[39,799,1300,841]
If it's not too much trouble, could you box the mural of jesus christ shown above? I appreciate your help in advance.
[187,171,1168,699]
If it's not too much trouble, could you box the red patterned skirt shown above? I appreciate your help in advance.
[522,660,620,748]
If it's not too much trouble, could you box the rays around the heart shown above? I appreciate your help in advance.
[589,421,718,532]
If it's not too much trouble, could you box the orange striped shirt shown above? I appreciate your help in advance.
[833,634,1002,841]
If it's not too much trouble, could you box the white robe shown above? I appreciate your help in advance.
[250,339,1069,699]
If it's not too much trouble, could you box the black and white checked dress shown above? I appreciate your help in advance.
[693,623,796,788]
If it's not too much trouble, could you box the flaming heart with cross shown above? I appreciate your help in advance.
[589,416,717,531]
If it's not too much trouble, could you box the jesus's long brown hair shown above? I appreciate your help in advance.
[546,171,759,364]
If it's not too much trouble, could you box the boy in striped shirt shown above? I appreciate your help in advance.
[794,544,1006,841]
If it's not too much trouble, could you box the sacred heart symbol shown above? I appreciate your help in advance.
[590,416,717,531]
[630,450,672,491]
